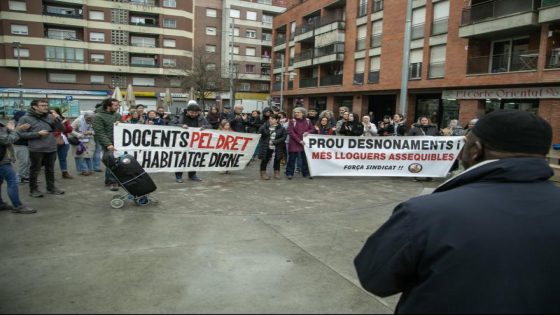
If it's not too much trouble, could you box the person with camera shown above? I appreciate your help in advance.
[171,100,211,183]
[17,99,66,197]
[228,104,248,133]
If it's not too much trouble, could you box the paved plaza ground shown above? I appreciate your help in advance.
[0,160,444,314]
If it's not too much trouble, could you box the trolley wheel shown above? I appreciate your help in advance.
[134,196,150,206]
[110,198,125,209]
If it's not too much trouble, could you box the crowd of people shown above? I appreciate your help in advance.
[0,98,477,214]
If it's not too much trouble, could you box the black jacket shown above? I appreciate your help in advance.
[354,158,560,314]
[257,123,287,160]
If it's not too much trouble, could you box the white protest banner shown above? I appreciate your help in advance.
[303,135,464,177]
[114,124,260,173]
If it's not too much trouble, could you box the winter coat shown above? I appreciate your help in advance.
[246,116,263,134]
[70,117,96,159]
[92,108,122,150]
[0,124,21,165]
[206,113,221,129]
[314,126,335,135]
[257,123,287,160]
[338,121,364,136]
[386,123,407,136]
[408,123,440,136]
[171,113,212,129]
[228,113,248,133]
[17,109,65,153]
[287,118,315,153]
[355,158,560,314]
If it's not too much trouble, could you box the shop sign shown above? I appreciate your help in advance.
[443,87,560,99]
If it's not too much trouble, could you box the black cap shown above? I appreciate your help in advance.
[472,110,552,155]
[186,103,201,112]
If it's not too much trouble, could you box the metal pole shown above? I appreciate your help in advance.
[229,17,235,108]
[14,42,24,109]
[280,56,284,111]
[399,0,413,117]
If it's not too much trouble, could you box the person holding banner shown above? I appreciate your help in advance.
[171,101,211,183]
[314,117,336,135]
[355,110,560,314]
[258,114,287,180]
[286,107,314,180]
[361,116,378,137]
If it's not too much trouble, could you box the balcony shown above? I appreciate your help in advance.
[370,34,382,48]
[300,77,318,88]
[130,0,158,5]
[459,0,539,38]
[314,43,345,65]
[466,50,539,74]
[320,74,343,86]
[368,71,380,83]
[274,35,286,46]
[293,49,314,68]
[43,5,83,19]
[46,28,80,41]
[428,61,446,78]
[130,16,159,27]
[353,73,364,85]
[272,82,281,91]
[431,17,449,36]
[315,12,345,35]
[539,0,560,23]
[373,0,384,12]
[130,56,157,67]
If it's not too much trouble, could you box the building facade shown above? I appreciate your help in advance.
[272,0,560,143]
[194,0,287,111]
[0,0,194,114]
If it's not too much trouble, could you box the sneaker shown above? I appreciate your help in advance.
[175,178,184,183]
[0,203,14,211]
[11,205,37,214]
[47,188,65,195]
[20,177,30,184]
[189,175,202,182]
[94,169,103,172]
[110,183,119,191]
[30,190,44,198]
[287,175,293,180]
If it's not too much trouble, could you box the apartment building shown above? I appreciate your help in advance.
[0,0,193,113]
[194,0,287,110]
[272,0,560,142]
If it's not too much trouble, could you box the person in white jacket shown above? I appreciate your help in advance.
[361,116,378,136]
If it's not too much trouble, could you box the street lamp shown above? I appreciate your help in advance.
[13,42,24,109]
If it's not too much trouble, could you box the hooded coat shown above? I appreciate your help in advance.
[17,108,65,153]
[354,157,560,314]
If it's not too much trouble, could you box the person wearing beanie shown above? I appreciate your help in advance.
[355,110,560,314]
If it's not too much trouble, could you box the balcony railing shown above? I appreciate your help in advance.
[274,35,286,46]
[409,62,422,79]
[353,73,364,85]
[130,0,157,6]
[370,34,382,48]
[43,6,83,19]
[461,0,539,26]
[294,49,314,63]
[542,0,560,7]
[368,71,380,83]
[315,42,345,58]
[320,74,343,86]
[373,0,384,12]
[358,3,368,17]
[411,23,425,40]
[356,38,366,51]
[431,17,448,36]
[318,11,345,28]
[466,50,539,74]
[274,59,283,68]
[428,61,445,78]
[294,21,319,36]
[300,77,318,88]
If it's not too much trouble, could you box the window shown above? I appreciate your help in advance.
[369,56,380,83]
[131,36,156,47]
[89,11,104,21]
[163,19,176,28]
[9,1,26,11]
[13,48,29,58]
[206,27,217,36]
[239,83,251,91]
[490,37,534,72]
[91,53,105,63]
[49,73,76,83]
[432,1,449,35]
[411,7,426,40]
[205,45,216,53]
[132,77,155,86]
[246,47,256,56]
[46,47,84,63]
[206,9,217,17]
[206,63,216,70]
[230,9,240,18]
[371,20,383,48]
[246,11,257,21]
[234,28,240,37]
[233,46,240,54]
[90,75,105,84]
[89,32,105,42]
[409,48,423,79]
[170,78,182,87]
[163,39,176,48]
[163,0,176,8]
[355,59,365,73]
[47,29,77,40]
[11,24,28,35]
[357,25,367,51]
[263,15,273,24]
[245,64,255,73]
[131,56,156,67]
[246,30,256,39]
[163,58,176,67]
[429,45,446,78]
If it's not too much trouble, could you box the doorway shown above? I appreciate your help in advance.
[368,94,396,125]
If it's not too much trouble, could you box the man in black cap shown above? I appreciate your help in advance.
[354,110,560,314]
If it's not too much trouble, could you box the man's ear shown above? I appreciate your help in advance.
[472,140,486,164]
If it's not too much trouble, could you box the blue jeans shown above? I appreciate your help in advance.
[0,163,23,208]
[286,152,309,177]
[93,142,102,171]
[57,143,70,172]
[75,157,93,172]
